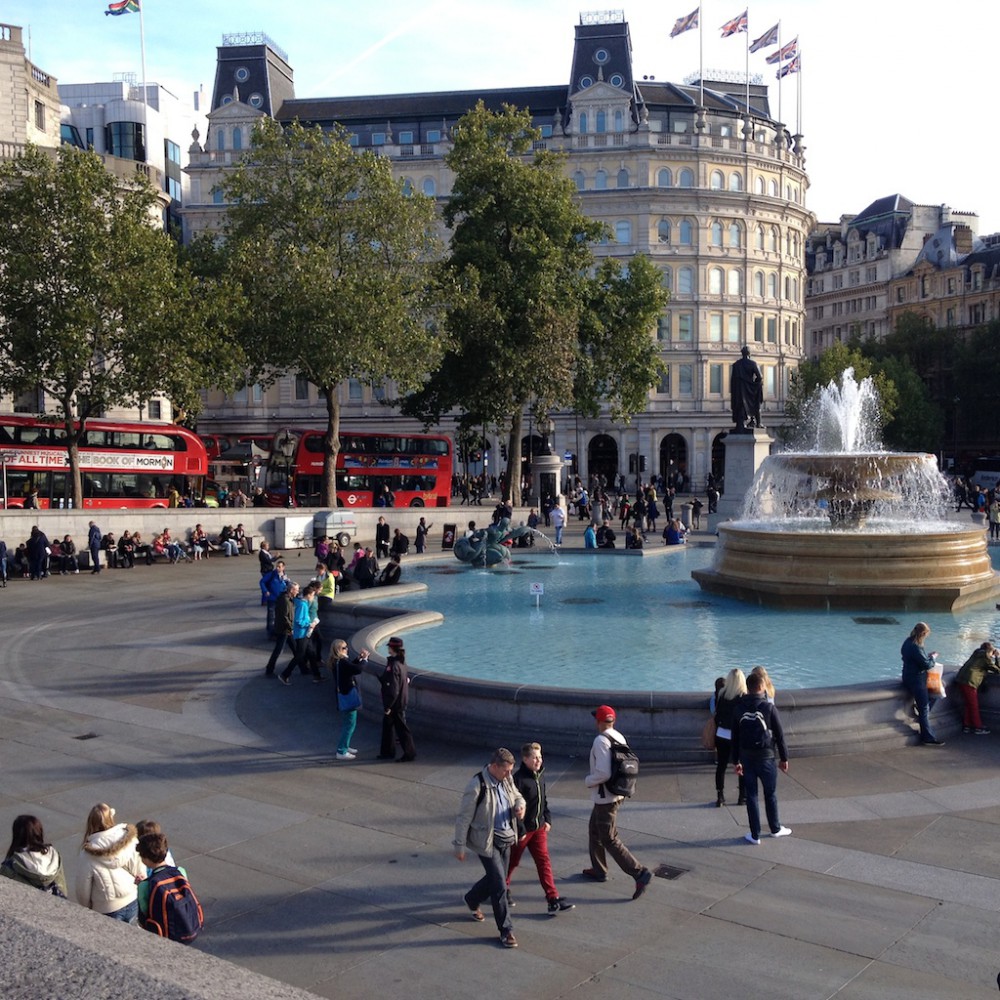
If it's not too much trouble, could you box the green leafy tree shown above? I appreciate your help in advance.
[0,144,245,505]
[403,102,666,504]
[220,118,443,506]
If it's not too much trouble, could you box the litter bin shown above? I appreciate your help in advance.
[680,502,694,530]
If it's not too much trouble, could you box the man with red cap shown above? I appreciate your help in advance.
[582,705,653,899]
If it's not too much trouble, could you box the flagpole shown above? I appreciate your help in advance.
[776,21,782,141]
[138,0,148,112]
[744,9,750,145]
[698,2,704,109]
[797,48,803,137]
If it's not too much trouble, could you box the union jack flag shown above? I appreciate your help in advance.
[670,8,699,38]
[720,10,748,38]
[766,38,798,65]
[777,55,800,79]
[106,0,140,14]
[749,23,779,53]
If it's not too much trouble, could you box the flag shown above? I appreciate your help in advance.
[670,8,699,38]
[749,23,779,53]
[720,10,747,38]
[777,55,800,79]
[766,37,798,64]
[106,0,140,15]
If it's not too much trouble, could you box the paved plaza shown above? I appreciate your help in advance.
[1,524,999,998]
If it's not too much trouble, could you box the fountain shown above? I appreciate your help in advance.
[693,370,1000,611]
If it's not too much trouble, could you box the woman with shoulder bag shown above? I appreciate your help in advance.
[332,641,367,761]
[713,668,747,807]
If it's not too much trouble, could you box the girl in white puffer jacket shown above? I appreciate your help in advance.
[75,803,145,922]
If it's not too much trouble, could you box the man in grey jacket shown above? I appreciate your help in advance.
[454,747,526,949]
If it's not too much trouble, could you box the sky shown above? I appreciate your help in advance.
[7,0,999,232]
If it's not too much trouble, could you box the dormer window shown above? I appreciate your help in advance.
[593,48,610,65]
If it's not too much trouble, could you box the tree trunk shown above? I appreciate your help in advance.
[321,384,341,508]
[506,411,523,507]
[64,412,84,510]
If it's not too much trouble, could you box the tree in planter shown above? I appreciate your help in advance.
[403,102,666,505]
[219,118,443,507]
[0,144,244,506]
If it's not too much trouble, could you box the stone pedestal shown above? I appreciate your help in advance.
[530,452,564,509]
[714,428,773,524]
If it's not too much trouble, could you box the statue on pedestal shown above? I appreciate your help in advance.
[730,346,764,432]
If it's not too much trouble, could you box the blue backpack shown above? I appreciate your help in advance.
[142,865,204,944]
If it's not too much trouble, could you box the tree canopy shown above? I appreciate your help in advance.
[219,118,443,506]
[402,102,666,504]
[0,144,244,505]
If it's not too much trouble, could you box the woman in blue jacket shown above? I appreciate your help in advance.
[900,622,943,746]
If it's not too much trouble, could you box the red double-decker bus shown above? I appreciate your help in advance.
[0,416,208,509]
[264,430,453,508]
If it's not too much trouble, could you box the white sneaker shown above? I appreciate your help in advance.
[771,826,792,838]
[744,833,760,845]
[335,751,356,761]
[348,747,359,753]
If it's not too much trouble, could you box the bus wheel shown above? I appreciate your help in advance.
[336,532,351,548]
[409,498,425,507]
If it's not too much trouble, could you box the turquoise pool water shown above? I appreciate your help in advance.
[384,546,1000,692]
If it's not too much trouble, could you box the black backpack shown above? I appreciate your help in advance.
[600,734,640,798]
[738,705,774,751]
[142,865,204,944]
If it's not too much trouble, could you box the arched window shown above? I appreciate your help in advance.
[728,222,742,248]
[616,168,629,188]
[215,128,225,151]
[578,112,588,134]
[710,221,723,247]
[728,270,742,296]
[786,184,793,200]
[657,167,672,187]
[709,267,724,294]
[678,167,694,188]
[595,169,608,190]
[791,277,799,302]
[755,226,765,250]
[767,273,778,298]
[596,111,607,133]
[729,172,743,192]
[402,177,413,196]
[657,219,671,244]
[754,271,765,296]
[710,169,724,190]
[572,170,585,191]
[784,276,792,299]
[614,110,624,132]
[768,227,778,252]
[755,176,765,195]
[678,266,694,294]
[660,266,672,292]
[615,220,632,244]
[786,231,793,255]
[232,127,242,151]
[679,218,694,245]
[422,177,436,196]
[769,179,778,197]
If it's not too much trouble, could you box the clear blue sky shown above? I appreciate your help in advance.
[6,0,999,232]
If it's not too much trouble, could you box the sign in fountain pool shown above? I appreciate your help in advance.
[387,548,1000,692]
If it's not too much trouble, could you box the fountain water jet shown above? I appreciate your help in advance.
[693,370,1000,610]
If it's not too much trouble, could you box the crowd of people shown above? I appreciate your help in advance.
[2,805,202,943]
[0,522,253,581]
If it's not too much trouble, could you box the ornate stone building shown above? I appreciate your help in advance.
[805,195,979,358]
[187,14,812,490]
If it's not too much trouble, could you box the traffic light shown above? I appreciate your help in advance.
[471,449,483,463]
[500,444,508,461]
[639,455,646,472]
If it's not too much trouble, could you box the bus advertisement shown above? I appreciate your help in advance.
[971,456,1000,492]
[263,430,453,508]
[0,416,208,509]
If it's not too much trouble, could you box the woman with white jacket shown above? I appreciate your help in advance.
[75,803,145,922]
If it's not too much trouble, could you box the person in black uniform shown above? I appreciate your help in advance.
[377,637,416,762]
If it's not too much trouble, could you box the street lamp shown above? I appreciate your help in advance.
[276,430,297,508]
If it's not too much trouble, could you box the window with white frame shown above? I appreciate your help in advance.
[727,314,741,341]
[615,220,632,244]
[727,270,741,296]
[678,267,694,294]
[710,170,724,190]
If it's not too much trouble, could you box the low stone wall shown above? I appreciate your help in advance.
[0,878,317,1000]
[325,592,966,761]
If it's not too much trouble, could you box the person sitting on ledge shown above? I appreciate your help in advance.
[663,519,686,545]
[378,553,402,587]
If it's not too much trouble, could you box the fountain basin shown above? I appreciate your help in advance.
[693,522,1000,611]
